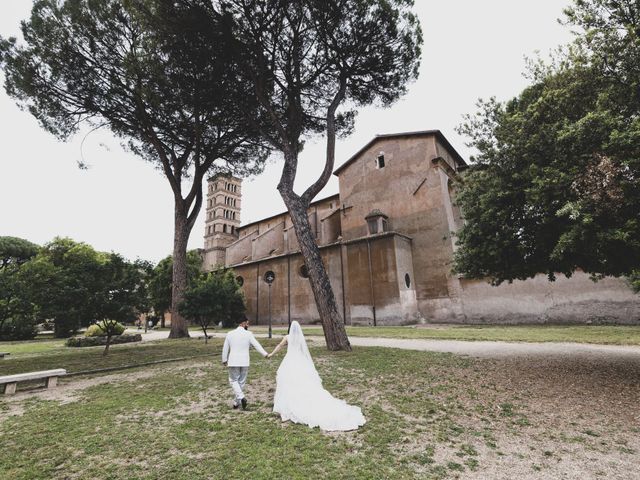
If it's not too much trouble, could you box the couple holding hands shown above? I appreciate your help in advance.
[222,318,365,432]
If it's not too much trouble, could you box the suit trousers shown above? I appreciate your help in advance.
[228,366,249,404]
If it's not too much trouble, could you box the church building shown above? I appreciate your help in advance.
[203,130,639,325]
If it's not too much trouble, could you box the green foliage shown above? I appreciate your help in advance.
[17,238,108,337]
[454,0,640,284]
[66,333,141,348]
[0,236,39,270]
[147,251,202,320]
[84,324,104,337]
[0,237,40,339]
[179,269,246,332]
[0,0,270,338]
[1,237,150,340]
[0,314,39,341]
[85,322,126,337]
[629,270,640,293]
[225,0,422,146]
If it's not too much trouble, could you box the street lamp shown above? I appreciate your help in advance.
[263,270,275,338]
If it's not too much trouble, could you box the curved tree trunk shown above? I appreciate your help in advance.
[279,192,351,351]
[169,208,190,338]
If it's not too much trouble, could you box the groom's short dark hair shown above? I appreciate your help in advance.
[236,315,248,326]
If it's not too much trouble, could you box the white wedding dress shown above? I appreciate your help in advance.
[272,321,366,431]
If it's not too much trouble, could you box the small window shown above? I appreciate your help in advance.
[298,264,309,278]
[236,276,244,287]
[376,153,385,169]
[405,274,411,288]
[367,219,378,235]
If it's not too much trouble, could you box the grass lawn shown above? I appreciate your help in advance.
[0,338,226,377]
[1,340,639,479]
[253,324,640,345]
[0,338,69,357]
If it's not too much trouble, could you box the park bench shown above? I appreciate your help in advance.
[0,352,9,359]
[0,369,67,395]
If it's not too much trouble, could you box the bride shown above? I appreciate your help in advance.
[267,321,366,431]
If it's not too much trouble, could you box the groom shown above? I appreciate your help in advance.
[221,316,269,410]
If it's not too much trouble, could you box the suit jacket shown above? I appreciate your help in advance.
[222,327,268,367]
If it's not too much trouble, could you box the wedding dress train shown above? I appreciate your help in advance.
[272,321,365,431]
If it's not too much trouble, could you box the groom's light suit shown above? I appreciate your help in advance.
[222,326,268,405]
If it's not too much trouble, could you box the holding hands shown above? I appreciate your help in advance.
[267,335,288,360]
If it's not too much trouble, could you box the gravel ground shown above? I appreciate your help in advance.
[130,329,640,360]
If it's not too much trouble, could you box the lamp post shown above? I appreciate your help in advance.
[263,271,275,338]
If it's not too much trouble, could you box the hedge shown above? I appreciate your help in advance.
[66,333,142,347]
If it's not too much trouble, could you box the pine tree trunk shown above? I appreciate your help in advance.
[169,209,190,338]
[280,193,351,351]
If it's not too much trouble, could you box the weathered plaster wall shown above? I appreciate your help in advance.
[231,245,346,326]
[336,134,461,321]
[457,273,640,324]
[225,230,258,266]
[252,221,285,259]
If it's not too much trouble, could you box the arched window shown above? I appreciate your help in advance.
[376,152,385,169]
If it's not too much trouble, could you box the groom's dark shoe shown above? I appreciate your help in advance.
[241,398,247,410]
[232,403,239,410]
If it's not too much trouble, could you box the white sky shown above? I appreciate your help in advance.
[0,1,573,263]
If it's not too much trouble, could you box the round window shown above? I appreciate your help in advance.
[299,264,309,278]
[263,271,276,284]
[405,273,411,288]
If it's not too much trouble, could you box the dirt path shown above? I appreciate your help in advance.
[130,329,640,360]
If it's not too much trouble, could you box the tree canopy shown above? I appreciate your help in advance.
[147,250,202,326]
[454,0,640,286]
[0,0,269,339]
[92,252,149,354]
[179,269,245,343]
[2,237,151,339]
[0,236,39,270]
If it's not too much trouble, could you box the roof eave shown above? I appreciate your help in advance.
[333,130,467,176]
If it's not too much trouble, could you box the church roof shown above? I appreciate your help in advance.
[238,193,340,232]
[333,130,467,176]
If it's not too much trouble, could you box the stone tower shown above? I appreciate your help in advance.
[202,174,242,271]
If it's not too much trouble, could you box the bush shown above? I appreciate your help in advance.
[0,315,39,341]
[85,322,126,337]
[66,333,142,347]
[54,317,81,338]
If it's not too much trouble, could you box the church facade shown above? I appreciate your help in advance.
[203,130,639,325]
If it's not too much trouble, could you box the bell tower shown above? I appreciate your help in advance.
[203,174,242,270]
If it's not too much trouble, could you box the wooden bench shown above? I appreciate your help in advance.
[0,369,67,395]
[0,352,9,359]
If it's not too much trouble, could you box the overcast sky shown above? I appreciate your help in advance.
[0,1,573,263]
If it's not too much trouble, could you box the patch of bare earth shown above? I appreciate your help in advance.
[0,360,216,421]
[387,353,640,479]
[0,368,162,419]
